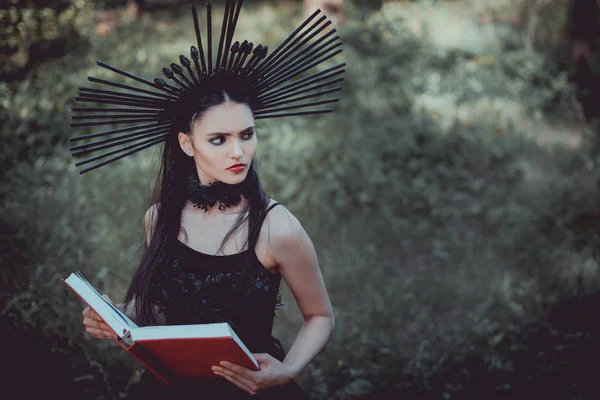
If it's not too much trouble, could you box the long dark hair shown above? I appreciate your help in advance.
[123,89,270,326]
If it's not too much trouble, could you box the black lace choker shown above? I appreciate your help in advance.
[187,168,251,212]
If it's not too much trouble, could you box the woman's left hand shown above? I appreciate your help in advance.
[212,353,295,395]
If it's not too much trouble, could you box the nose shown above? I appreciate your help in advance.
[231,138,243,159]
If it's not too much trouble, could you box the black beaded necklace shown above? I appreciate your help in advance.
[187,167,251,212]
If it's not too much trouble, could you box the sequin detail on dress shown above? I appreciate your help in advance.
[150,238,285,360]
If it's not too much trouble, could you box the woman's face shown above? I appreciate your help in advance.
[178,100,257,185]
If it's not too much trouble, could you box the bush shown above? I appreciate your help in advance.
[1,1,599,399]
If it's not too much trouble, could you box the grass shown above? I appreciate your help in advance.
[1,1,600,399]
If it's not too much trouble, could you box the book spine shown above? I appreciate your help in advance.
[117,339,176,386]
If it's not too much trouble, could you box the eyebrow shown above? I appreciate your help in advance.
[206,126,255,137]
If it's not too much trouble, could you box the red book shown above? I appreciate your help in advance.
[63,271,260,385]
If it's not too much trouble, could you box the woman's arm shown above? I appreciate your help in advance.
[212,206,334,394]
[268,207,335,377]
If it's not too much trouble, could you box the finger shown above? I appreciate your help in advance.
[214,370,257,395]
[86,327,114,339]
[82,315,108,326]
[82,308,103,322]
[85,326,113,337]
[215,366,258,392]
[83,319,110,331]
[220,361,256,380]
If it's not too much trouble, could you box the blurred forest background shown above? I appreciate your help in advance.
[2,0,600,399]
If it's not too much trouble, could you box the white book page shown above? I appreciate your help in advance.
[227,324,260,369]
[64,272,133,337]
[129,322,231,341]
[75,272,138,329]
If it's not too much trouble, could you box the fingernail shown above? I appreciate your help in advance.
[220,362,227,367]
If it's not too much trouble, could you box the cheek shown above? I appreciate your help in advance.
[194,144,221,166]
[245,138,258,156]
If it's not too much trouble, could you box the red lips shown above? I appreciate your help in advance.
[227,163,246,170]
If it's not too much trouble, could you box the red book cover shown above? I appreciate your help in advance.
[116,337,178,385]
[131,336,260,380]
[62,272,261,386]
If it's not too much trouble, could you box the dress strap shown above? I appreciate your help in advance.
[265,202,280,214]
[258,202,280,228]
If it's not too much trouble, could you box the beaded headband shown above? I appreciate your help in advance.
[68,0,345,174]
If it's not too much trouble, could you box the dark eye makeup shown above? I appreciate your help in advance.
[208,129,255,146]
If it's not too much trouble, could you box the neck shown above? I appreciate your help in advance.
[187,168,251,212]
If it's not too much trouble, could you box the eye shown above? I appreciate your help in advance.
[242,130,255,140]
[209,136,226,146]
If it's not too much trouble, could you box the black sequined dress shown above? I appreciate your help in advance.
[128,203,307,399]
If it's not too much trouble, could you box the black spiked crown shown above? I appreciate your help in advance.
[69,0,346,174]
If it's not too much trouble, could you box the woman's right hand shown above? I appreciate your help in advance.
[82,294,116,339]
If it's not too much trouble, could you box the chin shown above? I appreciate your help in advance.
[220,171,249,185]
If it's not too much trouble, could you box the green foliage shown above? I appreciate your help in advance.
[1,1,600,399]
[0,0,93,79]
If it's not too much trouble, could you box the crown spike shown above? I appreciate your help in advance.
[70,116,165,127]
[253,109,332,120]
[162,67,189,90]
[233,41,251,73]
[72,107,160,114]
[190,46,204,79]
[240,44,262,74]
[171,63,193,88]
[227,41,241,71]
[258,64,345,102]
[222,0,244,70]
[235,42,253,73]
[259,77,344,106]
[71,113,166,121]
[243,45,268,74]
[260,34,339,85]
[263,49,343,94]
[258,87,341,110]
[254,99,337,116]
[252,9,322,76]
[180,55,198,84]
[71,127,170,157]
[96,61,180,94]
[260,46,342,92]
[75,96,166,109]
[232,40,249,71]
[87,77,176,99]
[75,133,168,167]
[215,0,232,70]
[76,134,168,174]
[70,124,169,148]
[69,122,168,142]
[256,17,331,80]
[78,87,168,104]
[153,78,181,94]
[191,5,207,74]
[207,2,213,72]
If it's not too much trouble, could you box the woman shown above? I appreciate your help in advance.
[82,86,335,399]
[74,1,344,397]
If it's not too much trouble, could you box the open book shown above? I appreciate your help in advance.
[62,271,260,385]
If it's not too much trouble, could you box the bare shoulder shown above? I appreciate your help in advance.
[261,199,308,250]
[258,199,320,275]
